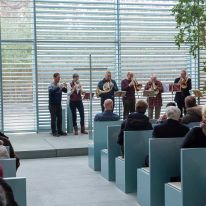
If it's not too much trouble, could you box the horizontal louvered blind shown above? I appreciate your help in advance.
[119,0,192,114]
[35,0,117,130]
[0,0,36,131]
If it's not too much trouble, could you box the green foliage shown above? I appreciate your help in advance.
[172,0,206,72]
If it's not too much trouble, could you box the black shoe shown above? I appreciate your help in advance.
[58,131,67,136]
[52,132,60,137]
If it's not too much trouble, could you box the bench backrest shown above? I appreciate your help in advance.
[150,137,184,206]
[181,148,206,206]
[0,158,16,178]
[183,122,200,129]
[93,121,122,148]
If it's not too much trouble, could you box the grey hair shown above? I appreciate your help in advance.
[165,106,181,121]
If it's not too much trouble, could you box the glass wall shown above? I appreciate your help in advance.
[0,0,195,132]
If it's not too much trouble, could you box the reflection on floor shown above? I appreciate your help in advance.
[17,156,139,206]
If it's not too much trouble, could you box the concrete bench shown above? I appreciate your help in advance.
[137,137,183,206]
[4,177,27,206]
[88,121,122,171]
[100,125,121,181]
[165,148,206,206]
[115,130,153,193]
[0,158,16,177]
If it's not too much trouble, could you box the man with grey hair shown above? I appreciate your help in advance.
[153,106,189,138]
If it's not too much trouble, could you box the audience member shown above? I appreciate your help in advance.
[181,96,202,124]
[117,100,152,155]
[0,133,20,170]
[157,102,176,123]
[0,178,18,206]
[94,99,120,121]
[153,106,189,138]
[182,105,206,148]
[0,140,9,159]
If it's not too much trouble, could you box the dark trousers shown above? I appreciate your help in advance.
[177,102,186,117]
[123,99,135,119]
[69,100,85,127]
[101,98,115,112]
[49,105,62,134]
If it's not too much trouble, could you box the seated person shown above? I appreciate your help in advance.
[182,105,206,148]
[0,140,9,159]
[94,99,120,121]
[153,106,189,138]
[0,134,20,170]
[181,96,202,124]
[157,102,176,123]
[117,100,153,155]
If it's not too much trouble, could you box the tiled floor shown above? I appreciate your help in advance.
[17,156,139,206]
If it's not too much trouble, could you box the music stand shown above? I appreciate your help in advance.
[114,91,126,97]
[83,92,94,100]
[169,83,181,101]
[143,90,156,97]
[193,90,203,98]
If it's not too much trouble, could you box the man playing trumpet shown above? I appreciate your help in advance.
[96,71,118,112]
[68,73,88,135]
[121,72,142,119]
[174,70,192,117]
[144,74,164,119]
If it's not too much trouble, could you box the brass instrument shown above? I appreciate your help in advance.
[152,81,159,95]
[96,81,113,98]
[178,76,188,89]
[132,79,142,91]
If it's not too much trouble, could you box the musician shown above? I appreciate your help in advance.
[174,70,192,117]
[96,71,118,112]
[144,74,164,119]
[48,73,67,137]
[68,73,88,135]
[121,72,136,119]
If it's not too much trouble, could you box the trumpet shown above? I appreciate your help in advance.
[178,76,188,89]
[132,79,142,91]
[96,81,113,98]
[152,81,159,95]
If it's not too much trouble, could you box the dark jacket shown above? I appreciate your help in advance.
[0,135,20,170]
[181,106,202,124]
[117,112,153,145]
[97,79,118,100]
[94,111,120,121]
[121,79,135,100]
[174,77,191,105]
[182,127,206,148]
[153,119,189,138]
[48,82,67,106]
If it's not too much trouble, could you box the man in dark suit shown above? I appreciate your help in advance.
[117,100,153,155]
[174,70,192,117]
[153,106,189,138]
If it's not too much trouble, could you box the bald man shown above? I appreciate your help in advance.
[94,99,120,121]
[121,72,136,119]
[97,71,118,112]
[144,74,164,119]
[174,70,192,116]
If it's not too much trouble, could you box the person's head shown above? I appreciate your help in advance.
[127,72,134,81]
[0,141,3,146]
[165,106,181,121]
[180,69,187,79]
[104,99,113,111]
[53,73,60,84]
[185,96,196,108]
[166,102,176,107]
[151,74,157,82]
[105,71,112,81]
[73,73,79,82]
[135,100,148,114]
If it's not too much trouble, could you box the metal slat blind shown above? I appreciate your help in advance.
[119,0,192,113]
[0,0,36,131]
[35,0,117,130]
